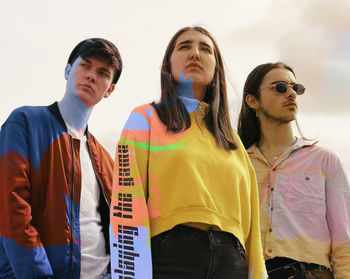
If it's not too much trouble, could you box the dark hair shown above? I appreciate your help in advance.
[67,38,122,84]
[152,26,236,151]
[238,62,298,149]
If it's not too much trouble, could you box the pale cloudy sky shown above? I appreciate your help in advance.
[1,0,349,177]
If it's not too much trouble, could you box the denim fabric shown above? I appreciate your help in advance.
[151,225,247,279]
[266,257,334,279]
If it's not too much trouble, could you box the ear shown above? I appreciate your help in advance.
[245,94,259,110]
[64,64,72,80]
[104,83,115,98]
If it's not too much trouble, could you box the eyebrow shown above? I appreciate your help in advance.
[271,80,296,85]
[84,58,92,64]
[177,40,213,49]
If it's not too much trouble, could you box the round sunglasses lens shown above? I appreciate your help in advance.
[294,84,305,95]
[275,82,287,93]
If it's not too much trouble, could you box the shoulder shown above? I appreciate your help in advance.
[13,105,48,115]
[2,105,49,128]
[295,141,346,173]
[6,105,51,124]
[130,104,155,117]
[122,104,157,132]
[299,141,339,160]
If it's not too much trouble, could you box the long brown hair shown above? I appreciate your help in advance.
[237,62,306,149]
[152,26,236,150]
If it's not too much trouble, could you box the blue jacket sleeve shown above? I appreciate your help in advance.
[0,111,53,279]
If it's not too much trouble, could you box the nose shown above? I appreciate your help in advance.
[86,70,96,82]
[190,47,200,61]
[286,86,297,99]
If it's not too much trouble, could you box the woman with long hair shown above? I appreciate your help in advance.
[110,27,266,279]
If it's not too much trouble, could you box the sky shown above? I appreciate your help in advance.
[1,0,349,178]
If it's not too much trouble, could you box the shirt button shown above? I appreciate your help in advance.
[268,248,272,253]
[269,228,272,232]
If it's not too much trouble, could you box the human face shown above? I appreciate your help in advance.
[75,56,115,108]
[170,30,216,88]
[258,68,299,123]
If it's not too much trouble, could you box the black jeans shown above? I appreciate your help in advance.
[266,257,334,279]
[151,225,248,279]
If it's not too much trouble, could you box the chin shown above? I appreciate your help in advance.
[284,115,296,122]
[185,71,204,80]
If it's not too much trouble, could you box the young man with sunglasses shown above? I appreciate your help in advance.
[0,38,122,278]
[237,62,350,279]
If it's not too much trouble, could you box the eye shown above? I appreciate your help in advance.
[274,82,287,94]
[201,47,211,53]
[99,71,109,78]
[179,45,189,50]
[293,84,306,95]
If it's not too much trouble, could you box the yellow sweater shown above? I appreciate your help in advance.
[110,103,266,279]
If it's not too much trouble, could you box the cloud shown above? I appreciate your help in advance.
[223,0,350,115]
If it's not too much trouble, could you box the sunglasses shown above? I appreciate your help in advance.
[266,82,305,95]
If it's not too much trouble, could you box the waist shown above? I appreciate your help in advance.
[155,224,243,249]
[182,222,221,231]
[266,257,332,277]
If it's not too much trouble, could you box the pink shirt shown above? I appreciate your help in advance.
[247,139,350,279]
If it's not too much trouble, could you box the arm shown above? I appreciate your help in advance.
[109,106,152,279]
[0,115,53,278]
[325,151,350,279]
[245,158,268,279]
[235,133,267,279]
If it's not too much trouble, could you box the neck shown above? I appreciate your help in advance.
[192,83,206,101]
[176,81,205,101]
[176,72,206,101]
[59,56,93,134]
[258,119,295,155]
[58,91,92,133]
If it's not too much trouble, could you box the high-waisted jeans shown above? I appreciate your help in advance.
[151,225,248,279]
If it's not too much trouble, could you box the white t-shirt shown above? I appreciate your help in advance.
[66,124,110,279]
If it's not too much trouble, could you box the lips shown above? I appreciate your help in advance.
[186,62,202,70]
[284,101,297,107]
[80,84,94,93]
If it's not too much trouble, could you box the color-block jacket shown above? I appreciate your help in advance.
[0,102,113,279]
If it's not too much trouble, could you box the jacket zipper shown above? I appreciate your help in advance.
[194,101,205,136]
[86,141,109,208]
[69,136,75,279]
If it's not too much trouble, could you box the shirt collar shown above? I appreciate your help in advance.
[177,95,209,113]
[247,138,318,169]
[247,137,317,155]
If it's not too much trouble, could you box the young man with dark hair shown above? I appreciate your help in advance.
[0,38,122,279]
[237,62,350,278]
